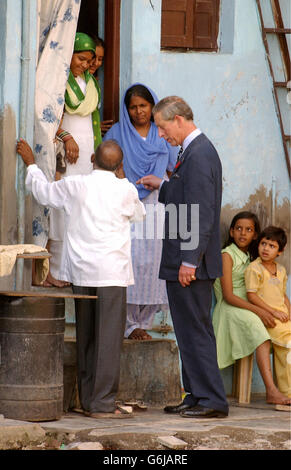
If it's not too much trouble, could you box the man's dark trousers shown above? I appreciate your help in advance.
[166,279,229,414]
[73,285,126,413]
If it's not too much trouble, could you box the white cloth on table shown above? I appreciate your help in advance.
[25,165,146,287]
[0,244,49,283]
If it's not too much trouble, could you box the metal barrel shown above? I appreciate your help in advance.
[0,295,65,421]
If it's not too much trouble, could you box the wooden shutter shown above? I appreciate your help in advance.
[161,0,193,48]
[161,0,220,51]
[193,0,220,51]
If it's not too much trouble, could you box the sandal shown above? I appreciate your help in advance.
[122,401,148,411]
[275,404,291,412]
[84,404,133,419]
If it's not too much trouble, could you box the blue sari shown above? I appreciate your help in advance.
[104,83,178,199]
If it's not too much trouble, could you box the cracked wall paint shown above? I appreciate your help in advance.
[221,185,290,277]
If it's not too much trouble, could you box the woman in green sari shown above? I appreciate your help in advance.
[56,32,102,175]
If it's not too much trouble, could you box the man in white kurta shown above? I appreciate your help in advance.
[17,139,146,417]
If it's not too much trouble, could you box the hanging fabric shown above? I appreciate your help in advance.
[33,0,81,247]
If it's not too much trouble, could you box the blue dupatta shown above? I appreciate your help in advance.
[104,83,178,199]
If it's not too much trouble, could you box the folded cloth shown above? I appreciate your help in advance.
[0,244,49,283]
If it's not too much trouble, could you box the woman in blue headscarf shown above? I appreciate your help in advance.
[104,83,178,340]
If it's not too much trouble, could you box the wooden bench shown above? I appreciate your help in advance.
[232,354,254,404]
[232,350,275,404]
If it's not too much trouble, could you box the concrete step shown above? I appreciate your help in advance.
[64,338,182,411]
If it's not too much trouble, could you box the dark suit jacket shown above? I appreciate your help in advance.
[158,133,222,281]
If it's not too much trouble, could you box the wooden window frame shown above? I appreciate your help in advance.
[161,0,220,52]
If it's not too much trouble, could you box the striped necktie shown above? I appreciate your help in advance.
[176,146,183,162]
[174,147,184,170]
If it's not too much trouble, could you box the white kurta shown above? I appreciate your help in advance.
[62,76,95,176]
[49,76,95,267]
[26,165,146,287]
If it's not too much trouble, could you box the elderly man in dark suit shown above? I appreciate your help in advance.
[138,96,229,418]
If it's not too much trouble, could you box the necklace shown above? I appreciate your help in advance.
[263,262,277,277]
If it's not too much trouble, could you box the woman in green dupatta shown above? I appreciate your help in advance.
[89,36,113,137]
[46,33,102,287]
[56,32,102,176]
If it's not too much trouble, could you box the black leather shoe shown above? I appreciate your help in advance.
[164,402,193,414]
[180,405,228,419]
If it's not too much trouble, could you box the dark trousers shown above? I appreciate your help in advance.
[166,279,229,413]
[73,285,126,413]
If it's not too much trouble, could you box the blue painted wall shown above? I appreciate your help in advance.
[120,0,289,209]
[0,0,37,162]
[0,0,37,153]
[0,1,22,122]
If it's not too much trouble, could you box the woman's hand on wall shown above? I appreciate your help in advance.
[16,139,35,166]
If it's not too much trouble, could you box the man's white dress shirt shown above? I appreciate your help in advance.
[26,165,146,287]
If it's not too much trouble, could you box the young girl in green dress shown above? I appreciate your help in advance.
[212,211,291,405]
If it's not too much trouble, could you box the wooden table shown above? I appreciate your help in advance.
[0,290,97,299]
[16,251,52,260]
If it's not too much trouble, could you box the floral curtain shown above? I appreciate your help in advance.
[33,0,81,247]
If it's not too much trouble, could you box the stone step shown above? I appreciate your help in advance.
[63,338,182,411]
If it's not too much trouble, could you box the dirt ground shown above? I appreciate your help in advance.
[19,425,290,451]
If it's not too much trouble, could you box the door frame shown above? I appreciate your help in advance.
[103,0,121,122]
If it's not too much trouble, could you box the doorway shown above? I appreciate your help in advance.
[76,0,121,122]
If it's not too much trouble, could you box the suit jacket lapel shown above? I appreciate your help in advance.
[171,133,205,176]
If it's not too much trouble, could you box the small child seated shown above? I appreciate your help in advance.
[245,226,291,405]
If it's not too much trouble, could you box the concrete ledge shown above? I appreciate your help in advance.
[64,338,181,411]
[118,339,181,404]
[0,416,45,450]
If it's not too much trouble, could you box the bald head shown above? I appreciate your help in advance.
[93,140,123,172]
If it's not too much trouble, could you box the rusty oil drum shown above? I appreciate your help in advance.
[0,295,65,421]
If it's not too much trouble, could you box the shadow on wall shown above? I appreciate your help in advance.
[221,185,290,274]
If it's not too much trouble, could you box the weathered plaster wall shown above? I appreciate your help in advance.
[0,106,18,290]
[0,1,22,288]
[0,105,18,245]
[0,0,37,289]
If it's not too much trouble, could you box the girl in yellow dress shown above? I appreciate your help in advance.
[212,212,291,406]
[245,226,291,405]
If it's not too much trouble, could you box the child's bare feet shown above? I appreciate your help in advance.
[266,387,291,405]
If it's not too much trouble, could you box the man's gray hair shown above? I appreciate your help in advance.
[94,140,123,171]
[152,96,193,121]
